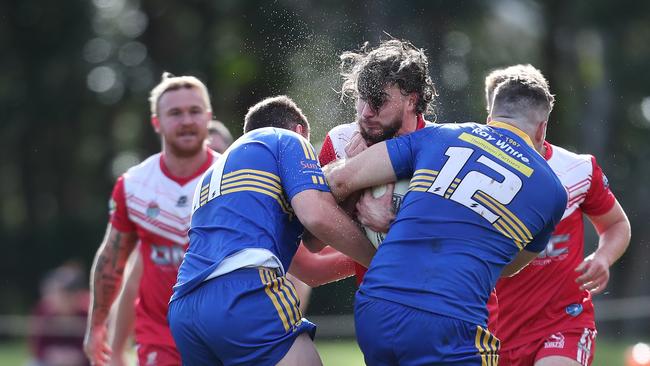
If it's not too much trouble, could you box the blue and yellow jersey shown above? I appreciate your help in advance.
[171,127,328,301]
[361,122,567,326]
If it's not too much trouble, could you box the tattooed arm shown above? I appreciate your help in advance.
[84,224,138,366]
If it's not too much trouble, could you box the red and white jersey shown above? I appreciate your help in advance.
[318,115,430,285]
[109,150,218,347]
[491,141,616,350]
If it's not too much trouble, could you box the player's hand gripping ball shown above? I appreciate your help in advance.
[363,179,410,248]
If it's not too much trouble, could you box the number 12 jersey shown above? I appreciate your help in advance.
[360,122,567,327]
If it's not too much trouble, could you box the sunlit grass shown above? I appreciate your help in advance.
[0,337,644,365]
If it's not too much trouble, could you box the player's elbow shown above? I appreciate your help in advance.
[299,207,331,233]
[323,164,352,201]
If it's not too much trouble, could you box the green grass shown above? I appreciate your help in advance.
[1,338,643,365]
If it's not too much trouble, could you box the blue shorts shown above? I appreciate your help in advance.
[355,291,499,366]
[168,268,316,366]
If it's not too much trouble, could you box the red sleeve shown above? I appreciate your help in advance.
[110,176,136,232]
[354,263,368,286]
[318,134,337,166]
[581,156,616,216]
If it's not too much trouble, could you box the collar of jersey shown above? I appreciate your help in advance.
[487,121,535,149]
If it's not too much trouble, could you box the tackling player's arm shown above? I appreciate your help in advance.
[288,245,356,287]
[84,225,138,366]
[108,249,142,366]
[576,200,631,293]
[291,189,376,268]
[324,142,396,202]
[501,250,539,277]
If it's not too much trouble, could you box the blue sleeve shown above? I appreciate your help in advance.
[385,127,434,179]
[524,182,568,253]
[278,133,330,200]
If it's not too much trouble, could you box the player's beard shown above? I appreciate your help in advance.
[359,115,403,145]
[164,128,207,158]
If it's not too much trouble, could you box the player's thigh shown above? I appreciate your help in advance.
[354,292,399,366]
[197,269,317,365]
[535,356,582,366]
[276,332,322,366]
[168,298,222,366]
[355,292,496,366]
[535,329,596,366]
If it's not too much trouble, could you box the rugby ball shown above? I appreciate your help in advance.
[363,179,411,248]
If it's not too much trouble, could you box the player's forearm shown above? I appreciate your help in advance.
[288,246,355,286]
[310,205,375,268]
[109,297,135,353]
[88,251,125,329]
[593,219,631,267]
[109,253,140,352]
[323,159,354,201]
[87,230,134,329]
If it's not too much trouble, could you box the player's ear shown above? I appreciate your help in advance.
[294,124,309,140]
[534,120,547,146]
[151,115,161,133]
[408,93,418,111]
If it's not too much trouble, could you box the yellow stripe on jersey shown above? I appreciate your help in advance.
[410,170,439,191]
[222,179,282,195]
[458,132,534,177]
[475,326,499,366]
[222,174,282,190]
[492,220,526,250]
[311,176,318,184]
[220,186,293,216]
[277,277,301,325]
[475,191,533,240]
[489,333,500,366]
[282,277,303,319]
[473,194,528,244]
[223,169,281,183]
[409,181,431,189]
[411,175,436,182]
[259,269,290,332]
[272,277,299,326]
[475,326,487,366]
[298,137,317,161]
[413,169,439,177]
[409,187,429,193]
[199,184,210,206]
[317,176,325,185]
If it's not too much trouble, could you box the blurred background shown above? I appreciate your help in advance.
[1,0,649,364]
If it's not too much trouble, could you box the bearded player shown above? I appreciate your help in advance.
[485,65,631,366]
[84,73,220,366]
[289,38,436,288]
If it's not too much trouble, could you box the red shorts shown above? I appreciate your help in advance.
[499,328,596,366]
[136,343,181,366]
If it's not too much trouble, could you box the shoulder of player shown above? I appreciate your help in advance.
[326,121,358,140]
[546,143,595,175]
[121,153,162,181]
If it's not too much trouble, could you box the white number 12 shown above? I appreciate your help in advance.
[428,146,523,223]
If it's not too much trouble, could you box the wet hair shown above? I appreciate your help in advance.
[243,95,309,134]
[340,39,436,115]
[484,64,553,112]
[149,72,211,116]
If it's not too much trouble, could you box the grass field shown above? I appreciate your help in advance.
[1,337,643,365]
